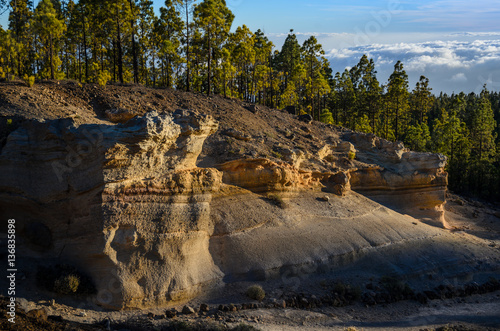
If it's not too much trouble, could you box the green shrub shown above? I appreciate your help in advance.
[23,74,35,87]
[348,151,356,160]
[246,285,265,301]
[333,282,362,304]
[54,274,80,294]
[271,151,283,159]
[97,70,111,86]
[6,119,12,126]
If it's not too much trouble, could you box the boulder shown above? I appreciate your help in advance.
[297,114,313,123]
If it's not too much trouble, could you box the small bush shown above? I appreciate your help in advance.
[380,276,414,299]
[6,119,13,126]
[246,285,265,301]
[36,264,96,295]
[271,151,283,159]
[266,194,287,209]
[54,274,80,294]
[347,151,356,160]
[23,74,35,87]
[333,282,362,304]
[97,70,111,86]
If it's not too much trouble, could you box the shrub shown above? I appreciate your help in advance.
[333,282,362,304]
[23,74,35,87]
[6,119,12,126]
[54,274,80,294]
[380,276,414,299]
[348,151,356,160]
[246,285,265,301]
[36,264,96,295]
[97,70,111,86]
[271,151,283,159]
[266,194,287,209]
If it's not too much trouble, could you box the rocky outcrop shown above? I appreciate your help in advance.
[344,132,448,225]
[219,158,351,196]
[0,110,223,309]
[0,110,452,310]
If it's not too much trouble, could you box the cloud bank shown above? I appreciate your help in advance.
[325,39,500,94]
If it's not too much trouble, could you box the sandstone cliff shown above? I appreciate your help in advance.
[1,83,497,311]
[0,110,223,309]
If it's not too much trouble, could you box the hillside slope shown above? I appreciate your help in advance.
[0,81,499,310]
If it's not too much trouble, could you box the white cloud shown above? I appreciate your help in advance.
[324,39,500,93]
[450,73,468,82]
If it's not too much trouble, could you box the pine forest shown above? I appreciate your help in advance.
[0,0,498,200]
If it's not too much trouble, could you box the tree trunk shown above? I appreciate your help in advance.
[128,0,139,84]
[116,14,124,84]
[82,14,88,81]
[50,35,55,80]
[207,32,212,96]
[185,2,190,92]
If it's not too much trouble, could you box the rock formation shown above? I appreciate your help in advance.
[344,132,448,225]
[0,110,223,309]
[0,109,479,311]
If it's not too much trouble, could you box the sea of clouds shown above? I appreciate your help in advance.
[268,32,500,94]
[326,38,500,94]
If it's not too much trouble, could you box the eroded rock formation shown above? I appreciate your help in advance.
[218,158,350,196]
[344,132,448,225]
[0,110,222,309]
[0,110,453,310]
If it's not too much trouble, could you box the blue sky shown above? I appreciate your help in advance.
[2,0,500,93]
[227,0,500,94]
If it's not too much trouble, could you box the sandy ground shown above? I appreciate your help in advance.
[4,191,498,331]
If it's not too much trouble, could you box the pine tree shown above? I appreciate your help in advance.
[193,0,234,95]
[350,55,382,133]
[386,61,409,141]
[229,25,255,101]
[301,36,328,120]
[157,0,183,88]
[253,29,274,105]
[8,0,33,77]
[137,0,155,85]
[334,69,356,128]
[176,0,197,91]
[33,0,66,79]
[410,75,433,125]
[470,87,497,161]
[276,29,301,92]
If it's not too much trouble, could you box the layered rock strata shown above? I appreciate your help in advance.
[0,110,222,309]
[0,111,455,310]
[219,158,350,196]
[344,132,448,225]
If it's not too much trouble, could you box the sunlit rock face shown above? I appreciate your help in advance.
[0,110,223,309]
[0,111,451,310]
[345,132,448,226]
[219,158,351,196]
